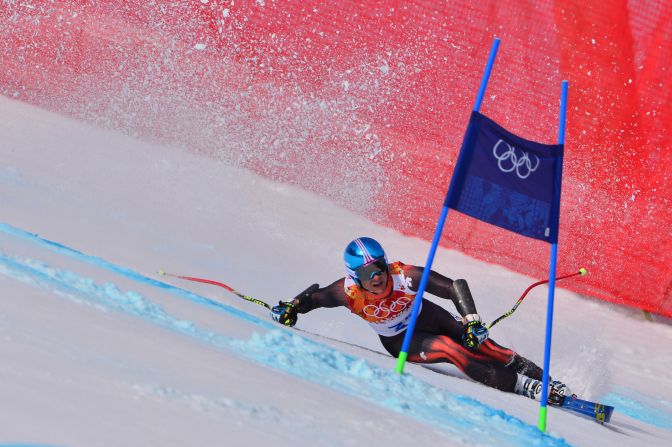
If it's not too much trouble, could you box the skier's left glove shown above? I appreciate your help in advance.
[271,301,298,327]
[461,313,489,350]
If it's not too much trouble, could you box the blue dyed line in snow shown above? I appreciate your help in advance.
[0,251,570,447]
[0,223,573,446]
[0,222,274,330]
[0,252,245,351]
[232,330,572,447]
[603,391,672,431]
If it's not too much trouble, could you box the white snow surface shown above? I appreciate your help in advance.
[1,96,671,447]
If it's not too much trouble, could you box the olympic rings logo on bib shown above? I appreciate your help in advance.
[362,296,412,319]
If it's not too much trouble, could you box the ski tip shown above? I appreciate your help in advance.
[579,267,587,276]
[562,396,614,424]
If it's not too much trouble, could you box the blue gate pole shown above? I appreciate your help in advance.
[395,37,500,374]
[538,80,568,431]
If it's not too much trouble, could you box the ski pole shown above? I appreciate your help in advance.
[158,270,272,309]
[488,268,587,329]
[158,271,319,313]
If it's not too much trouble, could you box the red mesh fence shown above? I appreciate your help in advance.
[1,1,670,316]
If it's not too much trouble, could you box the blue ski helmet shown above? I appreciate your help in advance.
[344,237,388,285]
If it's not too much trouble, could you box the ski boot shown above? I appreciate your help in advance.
[514,374,573,406]
[548,379,573,405]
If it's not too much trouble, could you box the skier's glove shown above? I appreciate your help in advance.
[271,301,298,327]
[461,313,489,350]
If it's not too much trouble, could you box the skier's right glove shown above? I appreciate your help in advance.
[271,301,298,327]
[461,313,489,350]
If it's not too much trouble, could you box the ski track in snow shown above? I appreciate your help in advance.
[602,391,672,431]
[0,222,572,447]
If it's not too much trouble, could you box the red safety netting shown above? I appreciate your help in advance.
[1,1,670,316]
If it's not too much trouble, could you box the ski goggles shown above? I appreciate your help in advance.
[354,258,388,281]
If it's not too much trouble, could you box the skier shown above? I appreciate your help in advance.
[271,236,571,405]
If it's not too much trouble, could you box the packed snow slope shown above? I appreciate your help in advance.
[1,97,671,446]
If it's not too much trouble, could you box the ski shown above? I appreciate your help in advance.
[560,396,614,423]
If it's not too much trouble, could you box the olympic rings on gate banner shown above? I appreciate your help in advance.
[363,296,413,319]
[492,139,540,179]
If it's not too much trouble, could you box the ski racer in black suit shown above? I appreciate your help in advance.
[271,237,571,404]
